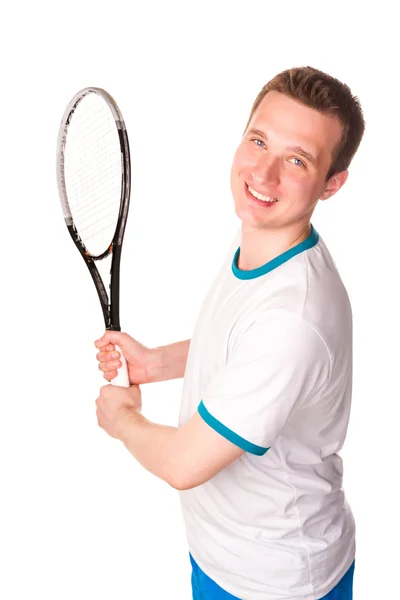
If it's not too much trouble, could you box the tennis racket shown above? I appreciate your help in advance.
[56,87,131,387]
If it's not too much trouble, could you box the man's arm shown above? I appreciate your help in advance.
[148,339,191,382]
[115,409,244,491]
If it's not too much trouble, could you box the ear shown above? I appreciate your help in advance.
[320,170,349,201]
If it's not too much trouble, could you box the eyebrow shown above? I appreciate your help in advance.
[246,128,317,167]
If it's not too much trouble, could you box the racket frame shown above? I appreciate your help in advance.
[56,87,131,332]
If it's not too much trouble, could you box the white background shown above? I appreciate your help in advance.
[1,1,398,598]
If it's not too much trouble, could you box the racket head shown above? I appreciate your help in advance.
[56,87,130,260]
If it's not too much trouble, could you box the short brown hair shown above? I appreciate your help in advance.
[244,66,365,181]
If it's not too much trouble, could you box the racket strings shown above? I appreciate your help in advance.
[63,93,123,257]
[72,179,120,223]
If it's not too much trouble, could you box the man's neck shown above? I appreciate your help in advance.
[237,222,312,271]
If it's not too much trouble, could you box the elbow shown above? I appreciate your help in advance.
[163,454,194,490]
[168,473,192,491]
[168,468,208,491]
[173,479,195,491]
[166,465,195,491]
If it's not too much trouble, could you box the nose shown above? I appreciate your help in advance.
[250,153,280,188]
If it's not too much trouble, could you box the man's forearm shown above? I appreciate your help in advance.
[149,339,191,382]
[116,411,182,489]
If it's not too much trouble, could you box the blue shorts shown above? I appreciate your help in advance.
[190,553,355,599]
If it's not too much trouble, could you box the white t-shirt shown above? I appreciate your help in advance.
[178,224,355,600]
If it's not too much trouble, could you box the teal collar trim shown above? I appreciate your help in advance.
[232,224,319,280]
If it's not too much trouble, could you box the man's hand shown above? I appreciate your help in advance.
[95,331,155,384]
[95,384,142,439]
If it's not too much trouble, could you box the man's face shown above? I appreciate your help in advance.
[230,91,347,231]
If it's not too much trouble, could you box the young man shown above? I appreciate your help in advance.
[94,66,365,599]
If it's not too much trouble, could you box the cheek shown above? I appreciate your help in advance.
[282,168,313,191]
[231,146,252,185]
[235,146,254,172]
[230,149,242,187]
[285,178,321,209]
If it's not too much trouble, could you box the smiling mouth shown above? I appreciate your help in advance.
[246,183,279,203]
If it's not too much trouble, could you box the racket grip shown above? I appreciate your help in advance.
[111,344,130,387]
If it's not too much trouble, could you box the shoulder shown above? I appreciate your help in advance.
[234,310,332,366]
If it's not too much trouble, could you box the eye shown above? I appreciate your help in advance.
[290,157,305,167]
[252,138,265,148]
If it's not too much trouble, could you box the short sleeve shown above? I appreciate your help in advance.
[198,313,331,455]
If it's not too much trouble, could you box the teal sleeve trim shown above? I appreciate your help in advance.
[198,401,270,456]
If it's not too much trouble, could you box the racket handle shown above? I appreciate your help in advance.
[111,344,130,387]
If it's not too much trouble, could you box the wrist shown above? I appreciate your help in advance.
[147,340,190,383]
[115,409,144,442]
[146,346,165,383]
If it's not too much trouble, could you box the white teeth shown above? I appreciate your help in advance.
[247,185,278,202]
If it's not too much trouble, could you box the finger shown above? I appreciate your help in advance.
[94,339,116,351]
[96,350,120,362]
[104,370,118,382]
[98,360,121,374]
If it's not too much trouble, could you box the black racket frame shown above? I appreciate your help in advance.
[56,87,131,331]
